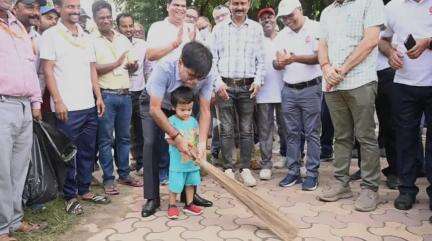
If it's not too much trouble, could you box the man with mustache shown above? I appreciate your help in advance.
[0,0,43,239]
[255,7,285,181]
[273,0,322,190]
[317,0,385,212]
[210,0,265,186]
[41,0,108,215]
[91,0,141,195]
[116,13,147,176]
[13,0,42,33]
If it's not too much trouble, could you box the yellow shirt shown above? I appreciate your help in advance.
[92,30,137,89]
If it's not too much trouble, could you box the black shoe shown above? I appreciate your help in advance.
[350,170,361,181]
[141,199,160,217]
[394,193,415,210]
[193,194,213,207]
[386,175,399,190]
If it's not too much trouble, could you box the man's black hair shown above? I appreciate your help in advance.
[171,86,195,107]
[180,41,213,79]
[92,0,112,18]
[116,13,134,27]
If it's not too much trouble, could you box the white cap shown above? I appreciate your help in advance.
[276,0,302,18]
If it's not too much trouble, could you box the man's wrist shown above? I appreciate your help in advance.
[320,62,330,70]
[169,130,181,140]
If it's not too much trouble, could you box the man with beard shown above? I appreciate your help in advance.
[41,0,108,215]
[116,13,147,176]
[210,0,265,186]
[273,0,322,191]
[13,0,42,33]
[0,0,43,239]
[92,0,141,196]
[255,7,285,181]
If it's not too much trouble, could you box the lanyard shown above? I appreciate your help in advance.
[57,27,87,49]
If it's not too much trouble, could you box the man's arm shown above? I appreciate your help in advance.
[43,59,68,122]
[197,96,211,149]
[318,39,343,87]
[146,44,179,62]
[95,52,126,76]
[338,26,381,75]
[90,63,105,117]
[379,36,404,70]
[293,53,319,65]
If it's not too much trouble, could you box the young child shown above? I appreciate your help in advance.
[166,86,203,219]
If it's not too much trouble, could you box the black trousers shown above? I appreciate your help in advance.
[393,83,432,198]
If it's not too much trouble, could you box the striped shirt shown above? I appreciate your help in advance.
[210,18,265,85]
[319,0,385,91]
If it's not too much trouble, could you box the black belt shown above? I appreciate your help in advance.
[101,88,130,95]
[222,77,254,86]
[285,77,321,90]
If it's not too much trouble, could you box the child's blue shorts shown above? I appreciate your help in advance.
[168,170,201,194]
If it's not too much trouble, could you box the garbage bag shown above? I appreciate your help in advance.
[22,133,58,206]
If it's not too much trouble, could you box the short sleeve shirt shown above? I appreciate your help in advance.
[146,56,215,110]
[40,22,96,111]
[382,0,432,86]
[92,30,137,89]
[319,0,385,91]
[274,18,322,85]
[168,115,200,172]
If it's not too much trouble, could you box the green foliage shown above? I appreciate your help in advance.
[113,0,333,35]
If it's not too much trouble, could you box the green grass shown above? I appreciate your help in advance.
[14,199,76,241]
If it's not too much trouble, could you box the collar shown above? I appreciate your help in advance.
[95,28,118,39]
[57,21,85,37]
[333,0,355,7]
[0,11,18,25]
[227,17,251,27]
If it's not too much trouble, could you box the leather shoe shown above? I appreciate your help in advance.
[193,194,213,207]
[141,199,160,217]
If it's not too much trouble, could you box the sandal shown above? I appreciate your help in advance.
[104,185,120,195]
[0,234,17,241]
[80,193,111,204]
[15,221,47,233]
[118,177,143,187]
[65,198,84,215]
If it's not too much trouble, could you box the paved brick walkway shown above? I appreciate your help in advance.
[61,158,431,241]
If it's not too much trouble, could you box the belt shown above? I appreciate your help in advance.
[101,88,130,95]
[0,95,29,101]
[222,77,254,86]
[285,77,321,90]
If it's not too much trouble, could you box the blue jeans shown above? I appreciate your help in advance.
[282,82,322,178]
[98,92,132,185]
[57,107,98,200]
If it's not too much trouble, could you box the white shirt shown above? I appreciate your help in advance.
[146,18,199,61]
[129,37,147,92]
[274,18,322,85]
[40,22,96,111]
[377,51,390,71]
[256,37,283,104]
[382,0,432,86]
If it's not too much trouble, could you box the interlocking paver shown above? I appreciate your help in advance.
[59,161,432,241]
[369,222,422,241]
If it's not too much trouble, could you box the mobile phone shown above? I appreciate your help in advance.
[404,34,416,50]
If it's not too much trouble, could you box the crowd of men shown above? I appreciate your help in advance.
[1,0,432,238]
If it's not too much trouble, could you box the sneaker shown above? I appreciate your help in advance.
[183,204,203,215]
[273,157,287,169]
[168,205,180,219]
[302,176,318,191]
[224,169,235,179]
[240,168,257,187]
[318,183,353,202]
[355,188,379,212]
[259,169,272,180]
[279,174,301,187]
[394,193,416,210]
[386,174,399,190]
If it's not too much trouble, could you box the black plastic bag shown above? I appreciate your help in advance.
[22,132,58,206]
[23,121,77,206]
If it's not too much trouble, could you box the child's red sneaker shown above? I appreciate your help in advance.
[183,204,203,215]
[168,206,180,219]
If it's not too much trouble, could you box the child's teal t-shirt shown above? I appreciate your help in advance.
[168,115,200,172]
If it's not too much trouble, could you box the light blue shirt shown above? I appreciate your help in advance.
[146,55,218,109]
[168,115,200,172]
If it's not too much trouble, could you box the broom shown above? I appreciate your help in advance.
[195,105,298,241]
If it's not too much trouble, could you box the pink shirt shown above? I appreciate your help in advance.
[0,11,41,109]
